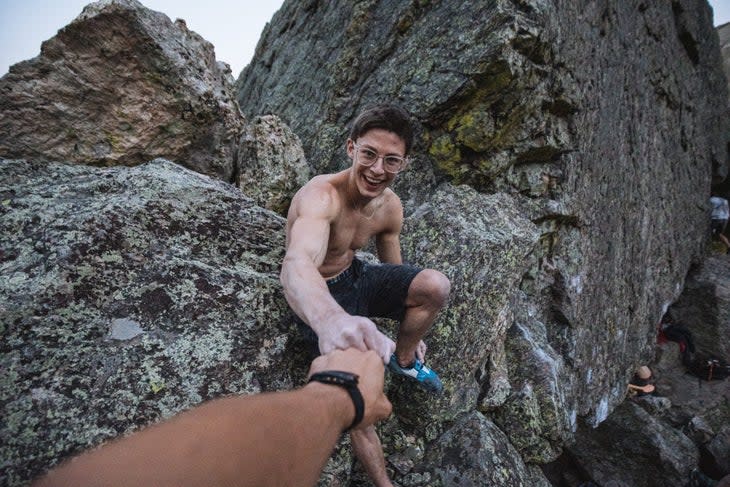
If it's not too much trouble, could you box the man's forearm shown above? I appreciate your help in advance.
[34,384,354,487]
[280,257,394,363]
[280,257,347,333]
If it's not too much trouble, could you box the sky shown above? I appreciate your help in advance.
[1,0,729,78]
[0,0,285,77]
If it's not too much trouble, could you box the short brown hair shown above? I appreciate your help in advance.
[349,104,414,154]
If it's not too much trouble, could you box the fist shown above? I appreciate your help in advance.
[308,348,392,428]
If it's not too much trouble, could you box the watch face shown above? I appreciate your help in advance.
[329,371,358,383]
[311,370,359,386]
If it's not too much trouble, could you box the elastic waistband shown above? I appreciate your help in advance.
[326,261,357,286]
[326,265,353,286]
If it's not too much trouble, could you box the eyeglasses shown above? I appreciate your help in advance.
[353,142,408,174]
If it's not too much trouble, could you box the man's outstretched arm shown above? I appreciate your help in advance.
[281,184,394,362]
[33,349,392,487]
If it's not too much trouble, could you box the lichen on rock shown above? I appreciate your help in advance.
[0,158,301,485]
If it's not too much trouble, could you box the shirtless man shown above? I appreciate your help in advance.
[280,104,450,486]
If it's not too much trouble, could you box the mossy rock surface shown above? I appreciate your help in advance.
[0,159,303,485]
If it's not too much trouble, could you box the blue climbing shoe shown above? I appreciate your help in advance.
[387,354,443,394]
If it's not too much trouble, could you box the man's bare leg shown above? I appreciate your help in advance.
[395,269,450,366]
[719,233,730,250]
[351,426,393,487]
[350,270,448,485]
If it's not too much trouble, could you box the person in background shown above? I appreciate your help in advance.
[32,348,391,487]
[627,365,656,396]
[709,195,730,250]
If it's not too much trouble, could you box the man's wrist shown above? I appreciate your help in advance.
[304,308,347,337]
[310,309,349,332]
[308,371,364,431]
[302,382,356,432]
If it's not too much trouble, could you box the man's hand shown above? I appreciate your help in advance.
[318,313,395,363]
[308,349,392,428]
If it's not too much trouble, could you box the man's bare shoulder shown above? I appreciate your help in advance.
[377,188,403,220]
[304,173,340,192]
[289,173,345,221]
[380,188,402,208]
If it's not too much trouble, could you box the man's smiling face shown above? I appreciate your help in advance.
[347,128,406,199]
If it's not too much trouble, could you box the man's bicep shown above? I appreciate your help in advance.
[285,183,337,267]
[376,232,402,265]
[285,217,331,267]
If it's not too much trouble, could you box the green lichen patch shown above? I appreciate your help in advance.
[0,159,300,486]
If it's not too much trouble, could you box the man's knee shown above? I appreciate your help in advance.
[411,269,450,308]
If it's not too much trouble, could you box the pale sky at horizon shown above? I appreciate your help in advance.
[1,0,730,78]
[0,1,285,77]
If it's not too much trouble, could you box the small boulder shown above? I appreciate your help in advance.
[0,0,244,180]
[237,114,311,215]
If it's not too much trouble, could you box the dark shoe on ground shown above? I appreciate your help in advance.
[628,372,657,396]
[388,354,443,394]
[628,382,656,395]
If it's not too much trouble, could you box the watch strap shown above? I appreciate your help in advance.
[308,371,364,431]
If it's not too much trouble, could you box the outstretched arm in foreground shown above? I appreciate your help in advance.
[33,349,392,487]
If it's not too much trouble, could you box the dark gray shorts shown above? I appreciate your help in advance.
[296,257,422,348]
[712,218,727,235]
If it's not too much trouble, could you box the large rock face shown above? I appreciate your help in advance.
[415,412,552,487]
[399,188,540,419]
[236,0,730,482]
[0,159,299,485]
[568,400,700,487]
[0,0,243,180]
[0,0,310,216]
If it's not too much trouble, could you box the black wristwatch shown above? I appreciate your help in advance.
[308,370,364,431]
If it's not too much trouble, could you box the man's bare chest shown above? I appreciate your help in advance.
[328,216,379,254]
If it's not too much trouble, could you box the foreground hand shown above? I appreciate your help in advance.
[308,349,392,428]
[318,313,395,364]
